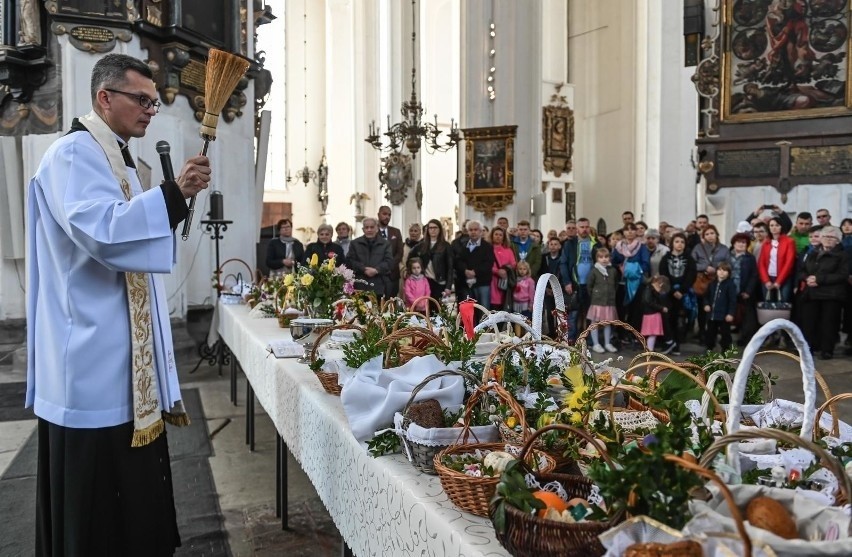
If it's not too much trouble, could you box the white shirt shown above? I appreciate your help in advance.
[768,239,779,278]
[26,131,181,428]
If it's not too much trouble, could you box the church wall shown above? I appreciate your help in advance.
[568,0,638,233]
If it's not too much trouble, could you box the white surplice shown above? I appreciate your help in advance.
[26,129,183,428]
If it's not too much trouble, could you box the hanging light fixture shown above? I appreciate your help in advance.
[287,0,319,187]
[364,0,460,158]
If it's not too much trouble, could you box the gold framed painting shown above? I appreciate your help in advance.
[543,105,574,176]
[722,0,852,122]
[462,125,517,217]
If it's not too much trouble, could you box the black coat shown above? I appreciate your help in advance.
[454,239,495,287]
[659,252,697,296]
[799,245,849,302]
[641,287,667,315]
[704,278,738,321]
[303,241,345,267]
[730,252,758,297]
[266,237,305,272]
[409,240,454,287]
[347,236,394,297]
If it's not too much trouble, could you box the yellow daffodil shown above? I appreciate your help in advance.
[301,274,314,286]
[283,274,294,286]
[325,257,335,271]
[562,387,588,411]
[310,253,319,267]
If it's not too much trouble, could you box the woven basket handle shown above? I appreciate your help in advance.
[481,338,570,385]
[728,320,815,474]
[401,369,475,419]
[308,322,366,364]
[593,384,662,434]
[473,310,537,339]
[408,295,443,318]
[518,423,616,470]
[624,360,724,427]
[531,273,565,339]
[380,296,406,315]
[756,349,838,437]
[814,393,852,440]
[698,369,733,423]
[699,427,852,529]
[458,383,526,445]
[663,455,752,557]
[391,311,433,333]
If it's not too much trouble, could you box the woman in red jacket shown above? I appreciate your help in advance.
[757,216,796,302]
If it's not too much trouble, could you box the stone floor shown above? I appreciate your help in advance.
[1,324,852,556]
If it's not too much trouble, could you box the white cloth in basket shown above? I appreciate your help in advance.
[392,412,499,447]
[341,354,464,441]
[686,483,852,557]
[751,399,852,441]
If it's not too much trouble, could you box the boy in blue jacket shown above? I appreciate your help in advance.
[703,261,737,351]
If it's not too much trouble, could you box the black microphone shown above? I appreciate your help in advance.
[156,140,176,182]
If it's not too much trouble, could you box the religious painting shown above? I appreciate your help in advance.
[723,0,852,122]
[543,105,574,176]
[462,126,517,217]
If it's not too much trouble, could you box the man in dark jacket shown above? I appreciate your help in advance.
[454,220,494,308]
[377,206,404,297]
[559,218,603,338]
[347,217,394,298]
[266,218,304,276]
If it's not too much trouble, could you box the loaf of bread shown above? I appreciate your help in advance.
[624,540,703,557]
[746,496,798,540]
[405,398,445,429]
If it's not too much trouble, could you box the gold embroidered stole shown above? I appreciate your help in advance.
[79,111,189,446]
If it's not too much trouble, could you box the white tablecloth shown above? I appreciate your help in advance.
[217,303,509,556]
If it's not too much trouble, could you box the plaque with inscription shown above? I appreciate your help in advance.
[791,145,852,177]
[70,26,115,43]
[715,149,780,179]
[180,59,207,93]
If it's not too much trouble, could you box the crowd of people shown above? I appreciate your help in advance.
[271,204,852,360]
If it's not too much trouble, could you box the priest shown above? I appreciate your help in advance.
[25,53,210,556]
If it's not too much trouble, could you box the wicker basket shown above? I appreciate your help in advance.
[483,339,578,468]
[491,424,625,557]
[434,441,555,518]
[397,369,488,475]
[700,427,852,515]
[433,383,556,517]
[622,455,754,557]
[309,323,366,396]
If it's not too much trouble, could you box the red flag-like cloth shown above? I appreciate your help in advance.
[458,298,476,340]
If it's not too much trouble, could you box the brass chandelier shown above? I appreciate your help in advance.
[364,0,460,158]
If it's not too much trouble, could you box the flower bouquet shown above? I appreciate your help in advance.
[287,253,356,320]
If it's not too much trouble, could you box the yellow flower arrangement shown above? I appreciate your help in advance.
[300,273,314,286]
[283,274,294,286]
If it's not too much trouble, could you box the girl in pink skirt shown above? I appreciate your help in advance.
[586,248,619,353]
[641,275,670,351]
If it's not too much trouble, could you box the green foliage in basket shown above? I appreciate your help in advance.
[499,350,560,396]
[444,403,493,428]
[491,459,546,534]
[654,348,776,405]
[308,356,325,373]
[426,310,479,366]
[366,430,401,457]
[342,322,387,369]
[587,399,713,529]
[439,451,497,477]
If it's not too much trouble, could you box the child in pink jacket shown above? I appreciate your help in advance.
[404,257,431,311]
[512,261,536,317]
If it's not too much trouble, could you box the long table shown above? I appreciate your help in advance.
[217,303,510,556]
